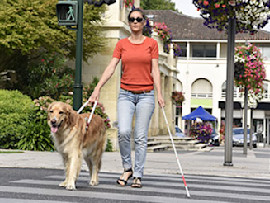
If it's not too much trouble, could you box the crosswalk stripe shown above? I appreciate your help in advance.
[2,171,270,203]
[11,178,270,196]
[45,174,270,188]
[0,186,213,203]
[0,198,71,203]
[10,175,270,202]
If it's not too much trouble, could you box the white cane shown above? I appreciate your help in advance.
[161,107,191,198]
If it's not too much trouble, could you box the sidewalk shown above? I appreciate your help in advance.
[0,146,269,179]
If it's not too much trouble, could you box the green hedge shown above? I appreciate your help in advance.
[0,90,33,149]
[0,90,54,151]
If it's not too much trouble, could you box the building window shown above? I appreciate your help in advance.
[177,43,187,58]
[255,44,270,61]
[192,44,216,58]
[191,78,213,98]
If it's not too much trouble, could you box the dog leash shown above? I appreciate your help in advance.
[161,107,191,198]
[77,100,98,131]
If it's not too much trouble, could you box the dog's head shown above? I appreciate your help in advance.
[47,101,73,134]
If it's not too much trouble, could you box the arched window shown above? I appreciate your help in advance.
[191,78,212,98]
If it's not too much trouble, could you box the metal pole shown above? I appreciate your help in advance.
[243,87,248,154]
[249,108,253,150]
[73,0,84,110]
[224,17,235,166]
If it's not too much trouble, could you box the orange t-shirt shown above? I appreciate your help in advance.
[112,37,159,91]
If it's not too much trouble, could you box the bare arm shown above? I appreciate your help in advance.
[152,58,165,107]
[88,57,120,102]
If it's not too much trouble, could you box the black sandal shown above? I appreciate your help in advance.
[131,177,142,188]
[116,168,133,186]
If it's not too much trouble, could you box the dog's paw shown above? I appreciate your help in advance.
[59,181,67,187]
[66,183,76,191]
[89,180,99,186]
[59,181,68,187]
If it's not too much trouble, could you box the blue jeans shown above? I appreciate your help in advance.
[117,88,155,178]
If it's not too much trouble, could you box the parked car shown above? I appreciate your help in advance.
[233,128,257,148]
[210,133,220,146]
[175,126,185,138]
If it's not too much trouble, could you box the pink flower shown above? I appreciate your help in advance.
[203,1,209,6]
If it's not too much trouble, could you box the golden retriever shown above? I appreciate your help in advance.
[47,101,106,190]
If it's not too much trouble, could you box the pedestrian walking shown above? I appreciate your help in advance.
[88,7,164,188]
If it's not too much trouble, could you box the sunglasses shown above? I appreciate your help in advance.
[129,17,144,23]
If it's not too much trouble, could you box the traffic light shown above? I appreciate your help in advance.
[56,1,78,26]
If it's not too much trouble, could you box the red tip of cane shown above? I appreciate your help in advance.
[182,176,187,187]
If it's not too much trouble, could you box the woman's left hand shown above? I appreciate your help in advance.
[158,94,165,108]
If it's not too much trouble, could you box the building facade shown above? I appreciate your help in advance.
[145,10,270,145]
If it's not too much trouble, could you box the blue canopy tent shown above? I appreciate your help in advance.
[182,106,217,138]
[182,106,216,121]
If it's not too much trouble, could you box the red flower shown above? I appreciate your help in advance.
[41,59,45,62]
[203,1,209,6]
[215,3,220,8]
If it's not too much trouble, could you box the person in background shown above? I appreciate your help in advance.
[88,7,164,188]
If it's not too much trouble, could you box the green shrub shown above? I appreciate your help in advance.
[0,90,33,149]
[17,105,54,151]
[105,139,113,152]
[0,90,54,151]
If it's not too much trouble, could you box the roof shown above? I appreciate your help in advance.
[144,10,270,41]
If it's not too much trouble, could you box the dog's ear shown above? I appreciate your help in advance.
[66,104,76,126]
[47,103,53,120]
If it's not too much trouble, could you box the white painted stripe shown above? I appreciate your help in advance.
[46,175,270,188]
[0,198,71,203]
[81,172,270,183]
[0,186,218,203]
[10,179,270,201]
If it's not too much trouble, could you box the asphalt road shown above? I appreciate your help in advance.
[0,167,270,203]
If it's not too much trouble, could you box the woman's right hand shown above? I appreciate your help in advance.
[88,87,100,104]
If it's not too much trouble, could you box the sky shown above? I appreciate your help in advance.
[171,0,270,32]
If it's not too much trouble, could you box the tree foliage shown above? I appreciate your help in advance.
[140,0,178,11]
[0,0,107,92]
[0,0,106,61]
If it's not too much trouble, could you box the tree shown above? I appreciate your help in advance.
[0,0,106,93]
[140,0,179,12]
[0,0,106,61]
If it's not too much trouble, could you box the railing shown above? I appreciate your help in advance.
[191,93,213,98]
[221,91,269,99]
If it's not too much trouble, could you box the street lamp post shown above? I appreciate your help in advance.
[249,99,258,150]
[243,87,248,155]
[73,0,84,111]
[224,17,235,166]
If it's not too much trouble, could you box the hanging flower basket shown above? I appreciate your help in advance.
[234,43,266,98]
[193,0,270,34]
[144,21,182,57]
[124,0,134,8]
[172,91,185,105]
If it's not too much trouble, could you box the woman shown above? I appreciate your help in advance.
[88,8,164,188]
